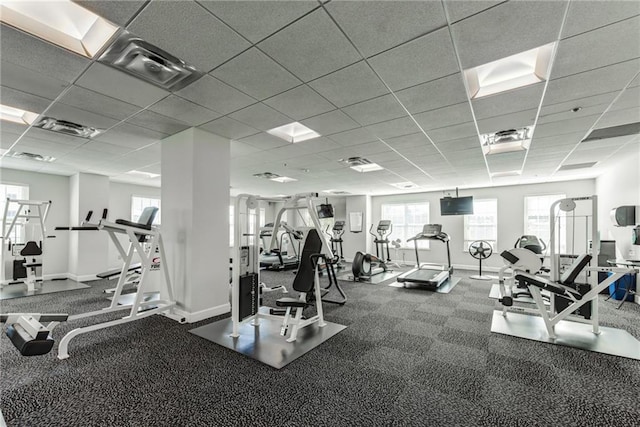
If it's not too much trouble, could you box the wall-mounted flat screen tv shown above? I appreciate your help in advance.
[317,204,334,219]
[440,196,474,215]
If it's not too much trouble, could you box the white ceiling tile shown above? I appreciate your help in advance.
[1,24,89,82]
[562,1,640,38]
[327,127,377,146]
[199,1,318,44]
[476,110,537,135]
[307,61,388,108]
[57,85,141,121]
[149,95,221,127]
[342,94,406,126]
[45,102,120,130]
[595,107,640,129]
[211,48,302,100]
[544,59,640,105]
[73,0,146,26]
[0,61,68,100]
[610,86,640,111]
[538,104,609,126]
[436,137,480,154]
[326,1,447,58]
[263,86,335,120]
[228,103,292,131]
[0,86,52,114]
[443,1,503,24]
[198,116,259,140]
[395,73,468,114]
[424,124,477,146]
[552,16,640,79]
[300,110,360,137]
[127,111,190,136]
[128,1,251,72]
[368,28,460,91]
[385,133,431,151]
[230,141,264,158]
[258,9,361,82]
[76,63,169,108]
[541,92,619,115]
[96,123,165,149]
[236,133,292,151]
[472,83,544,119]
[450,1,568,69]
[23,128,89,147]
[82,141,134,155]
[533,114,601,139]
[176,75,255,115]
[1,133,22,149]
[414,102,474,131]
[366,116,421,140]
[485,151,527,173]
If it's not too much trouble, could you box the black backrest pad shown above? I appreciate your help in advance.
[560,254,592,285]
[292,229,323,293]
[20,241,42,256]
[138,207,159,226]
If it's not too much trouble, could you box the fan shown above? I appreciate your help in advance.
[389,239,403,268]
[468,240,493,280]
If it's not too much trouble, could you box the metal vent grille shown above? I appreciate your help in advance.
[33,117,101,138]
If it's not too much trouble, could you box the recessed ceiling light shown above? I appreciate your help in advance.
[389,182,419,190]
[0,104,39,125]
[464,42,555,99]
[481,127,532,155]
[558,162,598,171]
[0,0,119,58]
[253,172,281,179]
[33,117,102,138]
[267,122,321,143]
[490,170,522,178]
[270,176,297,183]
[126,170,160,179]
[322,189,351,195]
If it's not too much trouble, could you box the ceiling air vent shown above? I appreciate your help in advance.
[558,162,598,171]
[6,151,56,162]
[253,172,281,180]
[482,127,532,155]
[33,117,101,138]
[99,31,204,91]
[582,122,640,142]
[339,157,384,172]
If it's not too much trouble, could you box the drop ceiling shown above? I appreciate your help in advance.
[1,0,639,195]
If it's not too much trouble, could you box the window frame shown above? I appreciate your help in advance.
[131,195,161,225]
[463,198,498,251]
[524,193,566,253]
[380,202,430,250]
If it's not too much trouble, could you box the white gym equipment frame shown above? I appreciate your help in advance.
[1,199,52,291]
[230,192,334,339]
[491,195,640,360]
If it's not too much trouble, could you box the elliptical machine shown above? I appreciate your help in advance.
[325,221,345,269]
[351,220,393,281]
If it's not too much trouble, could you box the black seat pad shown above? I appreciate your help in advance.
[20,241,42,256]
[115,219,152,230]
[275,297,307,308]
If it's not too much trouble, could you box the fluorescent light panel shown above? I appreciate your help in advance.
[270,176,297,183]
[350,163,384,173]
[0,0,119,58]
[389,182,418,190]
[481,127,532,155]
[0,104,39,125]
[127,170,160,179]
[267,122,320,143]
[490,170,522,178]
[464,43,555,99]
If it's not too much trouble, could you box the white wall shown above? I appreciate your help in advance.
[371,179,596,270]
[1,169,70,277]
[344,195,371,261]
[596,149,640,259]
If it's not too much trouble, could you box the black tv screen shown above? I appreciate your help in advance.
[440,196,474,216]
[317,204,334,219]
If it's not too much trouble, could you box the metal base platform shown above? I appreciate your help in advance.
[470,274,495,281]
[389,276,461,294]
[0,279,89,300]
[489,283,549,305]
[491,310,640,360]
[338,270,401,284]
[190,314,346,369]
[108,291,160,307]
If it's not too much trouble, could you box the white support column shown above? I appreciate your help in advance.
[68,173,109,281]
[162,127,230,322]
[344,195,372,261]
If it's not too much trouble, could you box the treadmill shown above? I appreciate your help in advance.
[397,224,452,289]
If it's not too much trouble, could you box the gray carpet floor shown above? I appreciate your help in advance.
[1,267,639,426]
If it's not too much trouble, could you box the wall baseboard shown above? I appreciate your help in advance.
[173,303,230,324]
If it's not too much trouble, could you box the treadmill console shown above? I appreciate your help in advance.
[333,221,345,231]
[421,224,442,236]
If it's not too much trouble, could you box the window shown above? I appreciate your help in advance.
[0,184,29,243]
[131,196,160,225]
[381,202,429,249]
[230,206,265,247]
[464,199,498,251]
[524,194,566,253]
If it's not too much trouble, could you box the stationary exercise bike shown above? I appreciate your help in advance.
[351,220,393,281]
